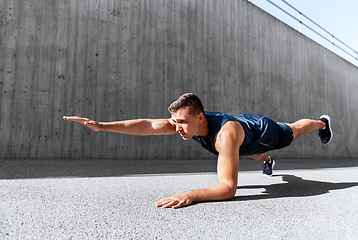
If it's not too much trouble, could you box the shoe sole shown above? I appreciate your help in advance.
[320,115,333,144]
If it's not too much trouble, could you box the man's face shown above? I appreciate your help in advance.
[171,107,202,140]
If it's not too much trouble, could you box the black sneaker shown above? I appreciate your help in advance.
[317,115,332,144]
[263,159,275,176]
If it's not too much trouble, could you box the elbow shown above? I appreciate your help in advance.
[226,188,237,200]
[222,185,237,200]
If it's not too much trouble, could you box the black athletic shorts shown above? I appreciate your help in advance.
[274,122,294,150]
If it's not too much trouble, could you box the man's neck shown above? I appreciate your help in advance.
[197,117,209,140]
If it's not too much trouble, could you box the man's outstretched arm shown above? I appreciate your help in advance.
[155,121,244,209]
[63,116,177,136]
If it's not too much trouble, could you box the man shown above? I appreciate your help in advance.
[63,93,332,209]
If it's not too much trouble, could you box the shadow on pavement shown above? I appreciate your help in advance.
[1,159,358,180]
[234,174,358,201]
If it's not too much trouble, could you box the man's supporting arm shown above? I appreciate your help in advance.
[155,121,244,209]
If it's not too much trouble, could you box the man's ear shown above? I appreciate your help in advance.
[198,112,204,122]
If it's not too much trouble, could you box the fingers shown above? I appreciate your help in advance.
[172,199,189,209]
[63,116,101,131]
[156,199,189,209]
[155,198,174,208]
[155,196,192,209]
[157,200,179,209]
[155,198,175,208]
[63,116,89,124]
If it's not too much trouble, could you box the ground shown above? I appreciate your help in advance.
[1,159,358,239]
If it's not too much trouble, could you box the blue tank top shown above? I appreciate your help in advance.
[192,112,290,156]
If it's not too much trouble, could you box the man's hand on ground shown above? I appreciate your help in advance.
[155,192,193,209]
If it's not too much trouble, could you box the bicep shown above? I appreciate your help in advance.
[146,118,177,135]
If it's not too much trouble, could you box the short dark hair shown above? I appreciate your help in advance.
[168,93,204,116]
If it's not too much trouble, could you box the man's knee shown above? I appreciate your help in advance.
[286,123,301,140]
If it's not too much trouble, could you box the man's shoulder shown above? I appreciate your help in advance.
[214,121,245,155]
[220,120,244,134]
[215,120,245,146]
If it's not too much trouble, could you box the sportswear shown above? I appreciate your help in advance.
[192,112,294,156]
[317,115,332,144]
[263,159,275,175]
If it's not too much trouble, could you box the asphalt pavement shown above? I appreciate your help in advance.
[1,158,358,239]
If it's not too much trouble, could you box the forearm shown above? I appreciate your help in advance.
[99,119,153,135]
[98,118,176,136]
[155,182,237,209]
[187,182,237,202]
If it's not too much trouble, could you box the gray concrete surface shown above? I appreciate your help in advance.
[1,159,358,239]
[1,0,358,160]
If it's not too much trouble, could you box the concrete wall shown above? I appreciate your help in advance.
[1,0,357,160]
